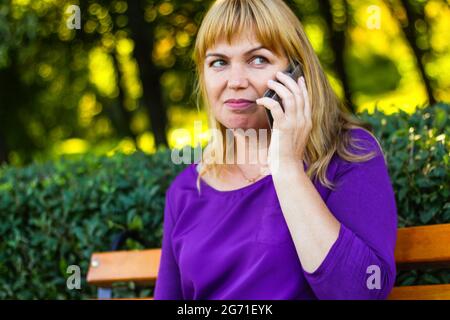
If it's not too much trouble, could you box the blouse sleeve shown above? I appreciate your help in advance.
[154,187,183,299]
[302,132,398,300]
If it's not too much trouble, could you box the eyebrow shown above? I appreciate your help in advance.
[205,45,268,59]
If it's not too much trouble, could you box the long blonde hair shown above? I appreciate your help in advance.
[191,0,380,193]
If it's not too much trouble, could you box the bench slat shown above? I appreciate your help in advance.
[395,223,450,269]
[388,283,450,300]
[87,249,161,286]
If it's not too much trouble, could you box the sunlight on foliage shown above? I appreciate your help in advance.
[88,47,117,98]
[78,92,102,127]
[107,137,136,156]
[116,37,143,107]
[130,111,150,133]
[137,132,156,154]
[55,138,89,155]
[168,106,210,149]
[304,19,325,53]
[2,0,449,165]
[349,1,426,113]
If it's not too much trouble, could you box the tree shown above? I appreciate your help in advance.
[127,0,168,147]
[386,0,436,104]
[320,0,355,113]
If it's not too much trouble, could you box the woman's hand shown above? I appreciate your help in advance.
[256,72,312,175]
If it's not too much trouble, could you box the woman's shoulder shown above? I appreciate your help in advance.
[345,126,384,158]
[331,127,386,179]
[166,163,198,196]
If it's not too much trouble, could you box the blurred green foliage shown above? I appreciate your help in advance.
[0,0,449,166]
[0,103,448,299]
[347,54,401,95]
[361,102,449,226]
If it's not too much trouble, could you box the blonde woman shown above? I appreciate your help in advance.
[154,0,397,300]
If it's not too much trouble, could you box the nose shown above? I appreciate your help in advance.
[227,65,249,89]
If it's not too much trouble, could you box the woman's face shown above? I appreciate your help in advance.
[204,31,289,131]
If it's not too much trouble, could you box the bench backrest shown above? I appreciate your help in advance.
[387,223,450,299]
[87,223,450,299]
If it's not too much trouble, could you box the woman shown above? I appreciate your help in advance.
[154,0,397,300]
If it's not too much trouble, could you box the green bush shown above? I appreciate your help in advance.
[0,103,448,299]
[360,102,449,226]
[360,102,450,287]
[0,148,188,299]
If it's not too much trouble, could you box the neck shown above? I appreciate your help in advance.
[229,128,271,166]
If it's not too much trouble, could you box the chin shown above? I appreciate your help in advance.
[226,121,266,132]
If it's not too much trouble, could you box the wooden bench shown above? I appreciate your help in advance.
[87,223,450,300]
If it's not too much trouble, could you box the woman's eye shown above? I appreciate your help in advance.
[210,59,226,67]
[208,56,268,68]
[252,56,268,65]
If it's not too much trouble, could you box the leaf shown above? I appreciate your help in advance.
[128,215,143,231]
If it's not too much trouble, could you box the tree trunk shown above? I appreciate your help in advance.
[126,0,169,147]
[320,0,356,113]
[0,131,9,164]
[111,52,138,142]
[398,0,436,105]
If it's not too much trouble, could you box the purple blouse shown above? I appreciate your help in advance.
[154,128,398,300]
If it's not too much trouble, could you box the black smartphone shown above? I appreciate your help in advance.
[262,61,304,130]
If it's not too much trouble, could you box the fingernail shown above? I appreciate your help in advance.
[268,79,275,84]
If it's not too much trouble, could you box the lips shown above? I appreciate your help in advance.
[224,99,256,109]
[225,99,255,103]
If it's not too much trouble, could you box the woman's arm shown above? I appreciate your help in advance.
[154,187,184,300]
[272,163,341,273]
[272,139,397,299]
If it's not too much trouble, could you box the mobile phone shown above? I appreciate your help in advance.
[262,61,304,130]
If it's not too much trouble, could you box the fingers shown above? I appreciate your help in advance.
[299,76,312,129]
[267,75,297,119]
[275,71,303,119]
[258,71,312,130]
[256,97,284,124]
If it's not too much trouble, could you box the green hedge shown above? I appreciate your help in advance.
[361,103,450,287]
[0,148,188,299]
[0,103,448,299]
[361,102,449,226]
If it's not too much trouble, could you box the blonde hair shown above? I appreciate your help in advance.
[191,0,380,193]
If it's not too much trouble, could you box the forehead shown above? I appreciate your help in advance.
[206,31,263,54]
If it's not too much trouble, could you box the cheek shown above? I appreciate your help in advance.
[252,77,271,97]
[205,79,223,102]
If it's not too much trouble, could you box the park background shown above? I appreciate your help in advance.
[0,0,448,299]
